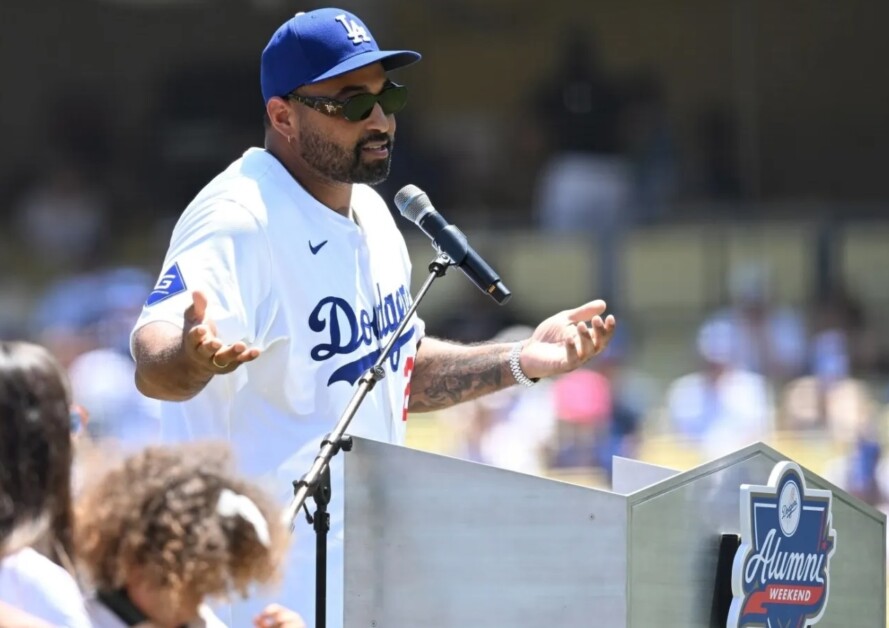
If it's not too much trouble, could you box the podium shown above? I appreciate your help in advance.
[344,439,885,627]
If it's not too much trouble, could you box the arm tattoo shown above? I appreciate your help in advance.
[408,338,513,412]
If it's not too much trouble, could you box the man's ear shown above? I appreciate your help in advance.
[266,97,297,140]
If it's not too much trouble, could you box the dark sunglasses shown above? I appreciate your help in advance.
[287,83,408,122]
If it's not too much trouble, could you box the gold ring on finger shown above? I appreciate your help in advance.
[211,354,229,369]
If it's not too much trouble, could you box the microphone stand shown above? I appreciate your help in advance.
[284,251,455,628]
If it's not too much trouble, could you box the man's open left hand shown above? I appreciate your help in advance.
[519,300,617,380]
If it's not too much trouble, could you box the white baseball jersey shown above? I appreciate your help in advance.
[131,147,423,627]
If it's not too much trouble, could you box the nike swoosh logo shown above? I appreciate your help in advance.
[309,240,328,255]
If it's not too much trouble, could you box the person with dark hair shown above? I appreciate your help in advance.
[130,7,616,625]
[0,341,90,626]
[76,442,304,628]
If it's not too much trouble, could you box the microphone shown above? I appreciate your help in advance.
[394,185,511,305]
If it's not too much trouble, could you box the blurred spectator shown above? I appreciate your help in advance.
[75,442,302,628]
[812,283,878,375]
[592,326,658,478]
[844,432,884,506]
[29,267,161,446]
[779,284,877,437]
[67,268,161,446]
[448,325,557,475]
[30,273,104,369]
[0,341,90,627]
[505,325,658,476]
[621,73,679,223]
[13,163,109,273]
[530,27,624,160]
[780,364,876,441]
[533,150,631,234]
[68,349,161,446]
[528,26,630,233]
[0,279,37,341]
[703,262,807,381]
[70,403,90,441]
[93,268,156,355]
[666,318,773,459]
[824,421,887,511]
[548,368,612,469]
[528,28,648,304]
[811,329,851,385]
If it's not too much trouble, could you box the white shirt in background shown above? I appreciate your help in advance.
[667,368,773,460]
[0,547,90,628]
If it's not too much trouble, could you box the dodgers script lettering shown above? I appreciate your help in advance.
[744,529,825,586]
[308,284,415,386]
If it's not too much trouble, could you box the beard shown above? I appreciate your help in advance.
[299,123,394,185]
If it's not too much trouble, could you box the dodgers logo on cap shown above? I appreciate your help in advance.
[335,13,371,44]
[728,461,837,628]
[260,7,421,103]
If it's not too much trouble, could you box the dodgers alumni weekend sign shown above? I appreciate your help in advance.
[728,461,837,628]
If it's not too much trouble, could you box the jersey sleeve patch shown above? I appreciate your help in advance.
[145,262,187,306]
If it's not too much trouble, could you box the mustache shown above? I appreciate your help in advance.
[357,133,394,149]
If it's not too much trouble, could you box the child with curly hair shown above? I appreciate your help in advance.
[76,442,305,628]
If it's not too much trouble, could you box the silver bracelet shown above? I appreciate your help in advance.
[509,341,537,387]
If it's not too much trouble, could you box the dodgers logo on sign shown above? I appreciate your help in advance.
[728,461,836,628]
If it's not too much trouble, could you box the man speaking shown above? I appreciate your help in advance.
[131,7,616,626]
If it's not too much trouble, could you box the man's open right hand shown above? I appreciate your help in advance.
[184,290,261,374]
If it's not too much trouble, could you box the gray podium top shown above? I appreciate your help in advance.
[344,439,885,628]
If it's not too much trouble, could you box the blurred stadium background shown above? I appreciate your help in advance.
[3,0,889,610]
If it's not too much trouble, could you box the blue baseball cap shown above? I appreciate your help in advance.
[261,8,421,103]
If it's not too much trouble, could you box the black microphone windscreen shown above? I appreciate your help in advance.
[394,184,431,223]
